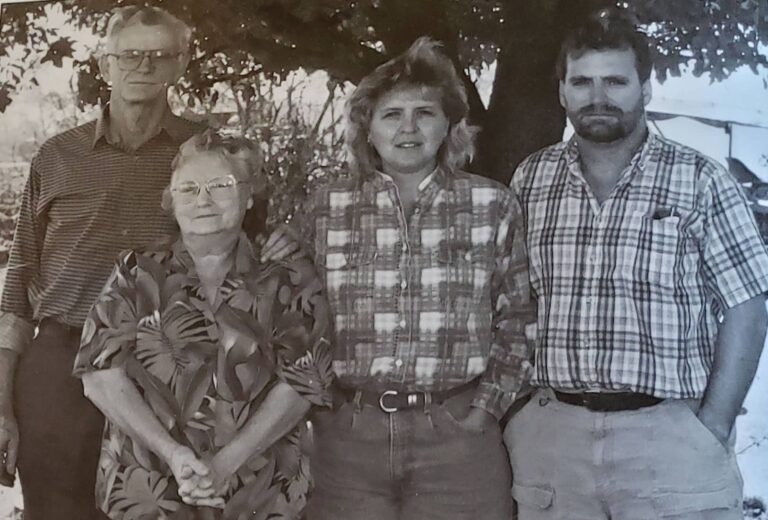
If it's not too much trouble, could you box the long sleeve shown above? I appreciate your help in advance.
[0,162,45,353]
[471,189,535,419]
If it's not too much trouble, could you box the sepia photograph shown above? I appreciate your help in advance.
[0,0,767,519]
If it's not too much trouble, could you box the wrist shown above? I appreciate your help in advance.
[157,440,185,465]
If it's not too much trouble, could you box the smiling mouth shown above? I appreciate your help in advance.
[194,214,219,219]
[396,142,422,149]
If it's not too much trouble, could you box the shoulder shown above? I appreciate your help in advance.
[451,170,515,203]
[650,134,727,182]
[510,141,569,191]
[305,175,362,207]
[32,120,98,167]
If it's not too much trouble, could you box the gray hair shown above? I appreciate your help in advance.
[161,129,263,211]
[104,6,192,54]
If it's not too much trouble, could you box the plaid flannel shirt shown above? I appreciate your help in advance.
[511,132,768,398]
[298,168,532,418]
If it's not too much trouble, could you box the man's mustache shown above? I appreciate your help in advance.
[578,104,623,116]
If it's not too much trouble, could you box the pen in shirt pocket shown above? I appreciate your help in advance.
[649,206,681,220]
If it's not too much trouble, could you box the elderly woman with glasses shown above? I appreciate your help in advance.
[72,130,333,520]
[264,38,532,520]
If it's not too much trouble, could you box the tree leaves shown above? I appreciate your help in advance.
[39,36,74,67]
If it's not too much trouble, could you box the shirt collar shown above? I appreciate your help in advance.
[565,130,658,184]
[91,103,187,149]
[171,232,256,280]
[374,166,448,191]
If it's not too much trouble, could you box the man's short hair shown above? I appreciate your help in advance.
[346,36,476,177]
[556,8,652,83]
[104,6,192,54]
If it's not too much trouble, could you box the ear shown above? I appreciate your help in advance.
[558,81,566,109]
[641,79,652,107]
[172,52,191,83]
[98,54,112,84]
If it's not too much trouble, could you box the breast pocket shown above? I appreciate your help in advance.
[432,246,492,309]
[319,248,377,316]
[620,215,682,289]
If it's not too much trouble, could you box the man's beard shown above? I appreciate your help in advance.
[570,101,643,143]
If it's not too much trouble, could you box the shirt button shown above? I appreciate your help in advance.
[400,280,408,289]
[121,229,129,236]
[394,359,403,368]
[399,319,406,328]
[401,243,408,252]
[414,207,420,214]
[464,251,472,261]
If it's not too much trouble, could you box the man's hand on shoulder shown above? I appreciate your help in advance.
[261,224,304,263]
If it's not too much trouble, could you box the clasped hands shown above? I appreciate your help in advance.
[168,445,231,508]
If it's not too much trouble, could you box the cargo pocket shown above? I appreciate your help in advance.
[512,483,554,512]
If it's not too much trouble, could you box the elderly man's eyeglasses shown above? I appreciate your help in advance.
[171,175,247,205]
[107,49,180,71]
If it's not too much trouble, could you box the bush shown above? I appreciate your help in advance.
[0,164,26,265]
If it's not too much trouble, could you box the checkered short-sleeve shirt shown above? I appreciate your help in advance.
[299,169,533,418]
[511,132,768,398]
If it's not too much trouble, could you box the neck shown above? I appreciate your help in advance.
[108,95,169,149]
[183,231,240,281]
[576,119,648,176]
[383,164,434,193]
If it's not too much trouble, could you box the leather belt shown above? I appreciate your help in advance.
[553,390,663,412]
[334,380,478,413]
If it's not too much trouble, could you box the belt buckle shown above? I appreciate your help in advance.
[379,390,399,413]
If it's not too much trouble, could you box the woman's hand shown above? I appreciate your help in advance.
[168,445,225,509]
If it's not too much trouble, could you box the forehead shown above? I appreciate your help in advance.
[565,48,639,79]
[173,153,236,183]
[113,23,178,52]
[374,84,442,110]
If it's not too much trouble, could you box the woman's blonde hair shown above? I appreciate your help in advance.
[346,36,477,177]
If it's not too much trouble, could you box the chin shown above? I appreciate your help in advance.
[575,124,627,143]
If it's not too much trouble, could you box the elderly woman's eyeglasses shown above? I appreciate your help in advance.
[107,49,180,71]
[171,175,247,205]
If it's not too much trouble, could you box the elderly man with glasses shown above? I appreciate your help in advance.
[0,6,203,519]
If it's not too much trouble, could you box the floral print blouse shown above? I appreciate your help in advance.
[73,234,333,520]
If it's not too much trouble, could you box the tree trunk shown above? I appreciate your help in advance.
[476,0,614,184]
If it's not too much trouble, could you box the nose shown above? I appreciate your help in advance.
[589,82,608,104]
[194,186,213,206]
[399,111,417,133]
[135,54,155,73]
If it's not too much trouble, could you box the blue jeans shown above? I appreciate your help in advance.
[308,387,513,520]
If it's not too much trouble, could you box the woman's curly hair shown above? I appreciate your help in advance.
[346,36,477,177]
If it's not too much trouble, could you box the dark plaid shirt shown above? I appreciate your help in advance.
[299,169,533,418]
[0,107,204,353]
[511,132,768,398]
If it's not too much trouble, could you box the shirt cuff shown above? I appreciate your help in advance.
[0,313,35,354]
[471,381,517,421]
